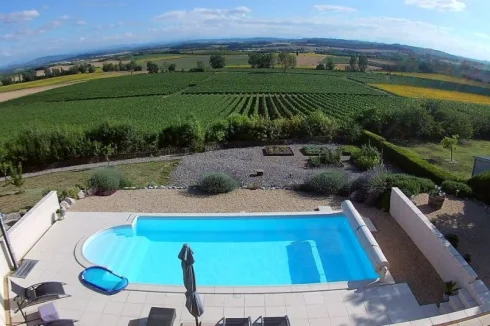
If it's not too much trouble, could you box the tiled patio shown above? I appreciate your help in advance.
[5,212,480,326]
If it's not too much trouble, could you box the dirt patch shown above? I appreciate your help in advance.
[296,54,326,67]
[0,83,78,102]
[72,189,444,304]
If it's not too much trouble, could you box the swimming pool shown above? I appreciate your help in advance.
[82,212,379,286]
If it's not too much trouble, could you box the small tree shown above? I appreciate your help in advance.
[326,57,335,70]
[209,55,226,69]
[349,55,358,71]
[315,63,325,70]
[102,144,116,165]
[168,63,177,72]
[441,135,459,162]
[0,161,10,185]
[358,55,368,72]
[9,163,25,193]
[277,52,297,72]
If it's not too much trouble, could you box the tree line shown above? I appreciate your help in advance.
[102,60,143,72]
[1,63,97,86]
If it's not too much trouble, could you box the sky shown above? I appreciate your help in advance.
[1,0,490,66]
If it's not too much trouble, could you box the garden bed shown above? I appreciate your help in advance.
[263,146,294,156]
[301,146,330,156]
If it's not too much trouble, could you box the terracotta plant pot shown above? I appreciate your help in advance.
[428,195,445,210]
[97,189,117,196]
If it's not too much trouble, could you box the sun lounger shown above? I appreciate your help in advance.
[34,319,78,326]
[223,317,252,326]
[259,315,291,326]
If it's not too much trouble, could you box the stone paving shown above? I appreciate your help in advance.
[6,212,485,326]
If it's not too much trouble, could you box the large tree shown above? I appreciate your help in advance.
[277,52,297,71]
[146,61,159,73]
[248,53,275,69]
[358,55,368,72]
[168,63,176,72]
[209,55,226,69]
[326,57,335,70]
[349,55,358,72]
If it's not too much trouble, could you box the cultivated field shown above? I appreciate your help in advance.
[386,72,490,89]
[372,84,490,105]
[296,53,326,68]
[134,54,250,70]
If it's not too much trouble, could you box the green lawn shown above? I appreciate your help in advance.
[0,160,179,213]
[408,140,490,179]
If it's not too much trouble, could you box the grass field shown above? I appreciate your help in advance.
[0,72,131,93]
[387,72,490,89]
[134,54,250,70]
[408,140,490,179]
[0,160,179,213]
[372,84,490,105]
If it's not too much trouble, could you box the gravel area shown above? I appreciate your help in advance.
[171,144,360,187]
[413,194,490,289]
[72,189,443,304]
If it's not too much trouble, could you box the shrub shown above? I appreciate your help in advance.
[302,111,339,140]
[385,174,421,197]
[159,118,205,152]
[340,145,361,156]
[88,168,124,192]
[352,144,382,171]
[86,121,140,153]
[350,165,390,204]
[468,172,490,204]
[441,181,473,198]
[308,148,342,167]
[199,173,238,194]
[305,170,348,195]
[206,120,228,143]
[338,119,362,143]
[361,131,461,184]
[445,233,459,248]
[58,186,81,201]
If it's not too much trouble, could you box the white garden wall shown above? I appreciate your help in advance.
[0,191,59,326]
[389,187,477,288]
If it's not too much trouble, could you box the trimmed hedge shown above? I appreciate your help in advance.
[468,172,490,204]
[199,173,238,194]
[361,130,461,184]
[88,168,125,192]
[305,171,348,195]
[441,181,473,198]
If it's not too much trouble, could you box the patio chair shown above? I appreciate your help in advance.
[223,317,252,326]
[259,316,291,326]
[10,280,69,319]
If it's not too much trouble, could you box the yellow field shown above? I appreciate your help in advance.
[380,72,490,89]
[372,84,490,105]
[134,55,184,65]
[0,72,133,93]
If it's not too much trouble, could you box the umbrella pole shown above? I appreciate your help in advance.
[195,316,199,326]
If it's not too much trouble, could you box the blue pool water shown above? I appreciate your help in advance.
[82,215,378,286]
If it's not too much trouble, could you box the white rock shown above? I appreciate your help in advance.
[77,190,85,199]
[65,197,76,205]
[60,201,70,209]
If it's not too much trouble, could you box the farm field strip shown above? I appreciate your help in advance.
[372,84,490,105]
[382,72,490,89]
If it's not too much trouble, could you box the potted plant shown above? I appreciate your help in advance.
[429,186,446,210]
[443,281,460,302]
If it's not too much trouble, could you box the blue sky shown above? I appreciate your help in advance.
[1,0,490,65]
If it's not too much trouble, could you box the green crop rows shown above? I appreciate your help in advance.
[349,73,490,97]
[184,72,382,94]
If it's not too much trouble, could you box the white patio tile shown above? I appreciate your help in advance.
[324,290,344,303]
[201,306,224,322]
[304,292,324,305]
[330,315,354,326]
[224,306,245,318]
[306,304,328,319]
[223,294,245,307]
[286,305,309,319]
[327,303,349,317]
[285,293,306,306]
[457,319,483,326]
[204,294,226,307]
[85,299,108,313]
[79,312,101,326]
[98,314,119,326]
[245,306,266,319]
[289,318,310,326]
[116,316,135,326]
[265,305,287,316]
[121,302,144,317]
[309,317,332,326]
[110,291,129,302]
[126,291,147,303]
[429,314,450,324]
[265,293,286,306]
[103,301,125,315]
[144,292,167,305]
[344,300,368,316]
[245,294,265,307]
[448,310,469,321]
[59,308,84,320]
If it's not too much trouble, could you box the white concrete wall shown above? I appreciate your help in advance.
[390,188,477,288]
[0,191,59,326]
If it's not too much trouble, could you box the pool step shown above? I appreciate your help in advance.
[458,288,478,308]
[449,295,465,311]
[469,280,489,297]
[420,304,440,318]
[439,302,454,314]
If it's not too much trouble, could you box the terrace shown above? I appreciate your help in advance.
[1,188,489,326]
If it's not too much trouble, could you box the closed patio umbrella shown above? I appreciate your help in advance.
[178,244,204,326]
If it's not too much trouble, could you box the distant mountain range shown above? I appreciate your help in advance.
[1,37,488,73]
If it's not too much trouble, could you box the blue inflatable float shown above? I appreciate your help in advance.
[80,266,128,294]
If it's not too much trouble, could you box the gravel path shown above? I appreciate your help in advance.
[171,144,360,187]
[72,189,443,304]
[413,194,490,290]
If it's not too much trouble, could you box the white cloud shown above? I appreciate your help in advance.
[155,7,252,21]
[475,32,490,39]
[39,16,71,32]
[76,20,88,25]
[2,52,11,57]
[0,10,40,23]
[314,5,357,12]
[404,0,466,11]
[80,36,86,41]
